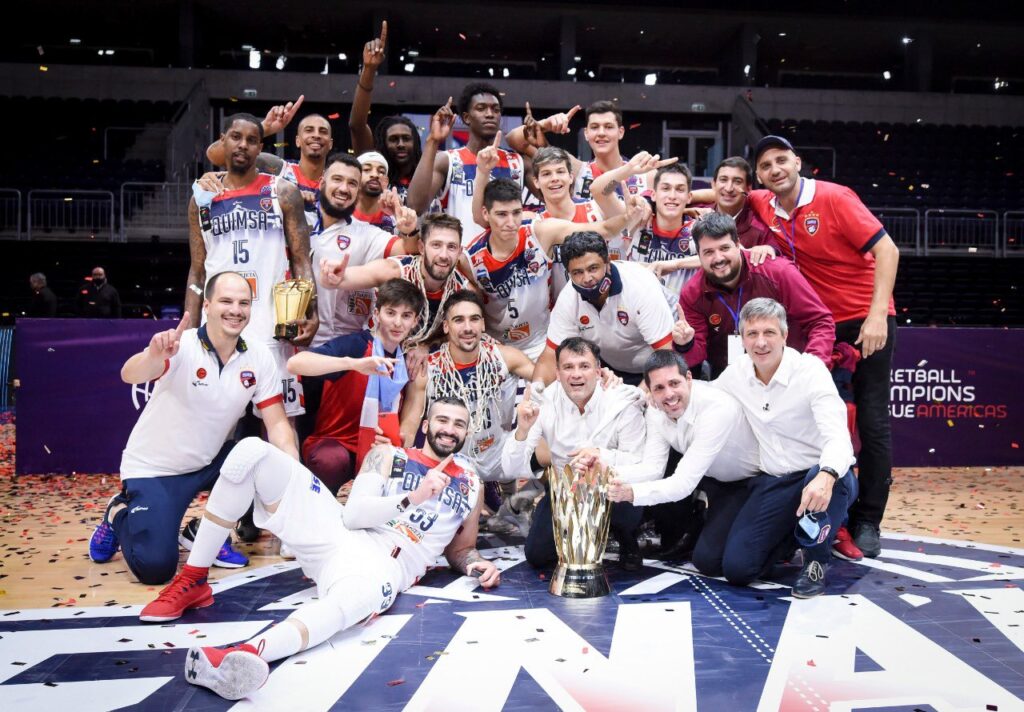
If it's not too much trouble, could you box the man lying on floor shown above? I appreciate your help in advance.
[138,397,499,701]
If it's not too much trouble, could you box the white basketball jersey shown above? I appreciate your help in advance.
[441,146,525,245]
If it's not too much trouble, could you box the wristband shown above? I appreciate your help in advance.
[188,284,203,297]
[820,466,840,480]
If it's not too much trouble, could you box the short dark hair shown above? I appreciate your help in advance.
[376,278,425,316]
[556,337,601,365]
[297,114,332,135]
[205,271,253,299]
[421,213,463,241]
[324,151,362,173]
[222,113,264,141]
[428,395,470,416]
[560,231,608,265]
[654,163,693,190]
[642,350,690,387]
[531,146,573,179]
[691,212,739,246]
[713,156,753,187]
[441,290,485,320]
[458,82,502,116]
[585,100,622,126]
[482,178,522,209]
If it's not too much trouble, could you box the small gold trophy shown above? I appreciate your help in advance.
[547,463,613,598]
[272,278,314,340]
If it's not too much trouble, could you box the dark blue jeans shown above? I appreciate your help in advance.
[693,467,858,585]
[111,442,235,584]
[525,488,643,569]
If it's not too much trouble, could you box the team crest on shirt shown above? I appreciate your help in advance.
[709,314,722,326]
[579,315,590,325]
[240,370,256,388]
[259,184,272,196]
[804,213,820,235]
[337,234,351,250]
[195,367,207,379]
[352,296,372,316]
[523,247,537,262]
[617,309,629,326]
[259,197,273,213]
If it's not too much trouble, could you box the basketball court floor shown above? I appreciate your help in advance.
[1,420,1022,710]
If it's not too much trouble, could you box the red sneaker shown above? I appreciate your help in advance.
[140,568,214,623]
[831,525,864,562]
[185,643,268,700]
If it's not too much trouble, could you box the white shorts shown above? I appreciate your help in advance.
[253,340,305,418]
[252,463,403,598]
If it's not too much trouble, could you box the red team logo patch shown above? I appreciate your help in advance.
[580,315,590,325]
[709,313,722,326]
[240,370,256,388]
[804,215,820,235]
[617,309,629,326]
[196,367,207,379]
[337,234,351,250]
[259,197,273,212]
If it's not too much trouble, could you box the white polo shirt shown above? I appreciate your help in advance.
[310,215,400,347]
[546,261,675,374]
[714,347,856,477]
[119,327,283,479]
[616,382,761,506]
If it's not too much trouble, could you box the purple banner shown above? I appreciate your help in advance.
[16,318,165,474]
[891,327,1023,467]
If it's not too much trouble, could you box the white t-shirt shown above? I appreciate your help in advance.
[310,216,400,347]
[119,328,282,479]
[547,261,676,374]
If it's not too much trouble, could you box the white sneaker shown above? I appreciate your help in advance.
[185,643,268,700]
[279,541,296,560]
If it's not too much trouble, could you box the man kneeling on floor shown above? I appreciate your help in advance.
[139,397,499,701]
[711,298,858,598]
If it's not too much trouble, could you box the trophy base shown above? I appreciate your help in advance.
[274,323,298,341]
[548,562,611,598]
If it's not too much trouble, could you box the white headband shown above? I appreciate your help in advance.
[357,151,390,174]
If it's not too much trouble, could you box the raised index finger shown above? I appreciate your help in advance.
[175,311,191,335]
[492,130,502,149]
[565,104,581,121]
[379,20,388,46]
[435,454,455,472]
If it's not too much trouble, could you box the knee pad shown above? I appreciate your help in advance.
[221,437,268,484]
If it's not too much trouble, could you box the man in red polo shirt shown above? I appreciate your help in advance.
[745,135,899,558]
[677,212,835,379]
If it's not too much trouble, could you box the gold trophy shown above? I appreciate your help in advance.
[547,463,613,598]
[272,278,314,340]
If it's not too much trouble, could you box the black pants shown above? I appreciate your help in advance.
[525,487,643,569]
[835,316,896,528]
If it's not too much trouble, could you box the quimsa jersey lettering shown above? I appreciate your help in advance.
[201,173,287,345]
[425,348,517,481]
[572,160,649,201]
[626,216,699,297]
[466,225,551,355]
[537,200,603,297]
[279,162,321,226]
[441,147,525,245]
[378,448,480,582]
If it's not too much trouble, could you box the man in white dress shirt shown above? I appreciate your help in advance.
[713,297,858,598]
[501,338,647,570]
[607,350,762,571]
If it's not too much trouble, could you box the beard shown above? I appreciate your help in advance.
[704,259,742,287]
[321,196,356,221]
[362,183,384,198]
[424,255,455,281]
[426,426,466,458]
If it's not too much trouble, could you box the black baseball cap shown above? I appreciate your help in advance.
[753,135,796,164]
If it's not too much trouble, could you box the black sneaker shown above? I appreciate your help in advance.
[617,532,643,572]
[235,507,261,543]
[792,559,828,599]
[179,517,249,569]
[851,522,882,558]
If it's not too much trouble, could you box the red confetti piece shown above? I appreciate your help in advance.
[386,678,405,687]
[1012,443,1019,449]
[807,659,816,667]
[388,81,396,88]
[327,113,340,120]
[582,646,589,654]
[628,123,641,130]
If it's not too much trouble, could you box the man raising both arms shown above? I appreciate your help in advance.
[407,83,525,243]
[140,398,498,701]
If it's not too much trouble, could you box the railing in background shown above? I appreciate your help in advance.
[870,207,920,254]
[0,327,11,410]
[166,80,210,184]
[120,182,192,242]
[924,209,1000,256]
[1004,211,1024,257]
[27,190,115,241]
[0,189,22,240]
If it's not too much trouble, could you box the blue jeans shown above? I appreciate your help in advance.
[694,466,858,585]
[111,442,235,584]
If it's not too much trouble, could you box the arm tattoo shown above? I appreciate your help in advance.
[449,548,485,574]
[361,446,387,476]
[256,152,285,174]
[601,181,618,196]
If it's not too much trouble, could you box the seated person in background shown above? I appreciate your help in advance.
[502,338,647,570]
[89,272,296,583]
[677,211,835,379]
[287,279,425,495]
[607,350,760,565]
[712,297,858,598]
[141,398,498,701]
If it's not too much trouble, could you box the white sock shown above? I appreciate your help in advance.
[248,620,304,663]
[185,517,232,568]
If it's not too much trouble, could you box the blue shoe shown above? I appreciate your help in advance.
[214,539,249,569]
[89,494,124,563]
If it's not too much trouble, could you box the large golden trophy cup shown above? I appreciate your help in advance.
[547,463,613,598]
[272,279,314,340]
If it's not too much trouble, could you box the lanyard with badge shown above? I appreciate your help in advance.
[717,286,745,365]
[776,178,805,266]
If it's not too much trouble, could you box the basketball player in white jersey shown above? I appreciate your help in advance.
[406,82,526,243]
[186,113,318,424]
[139,398,498,701]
